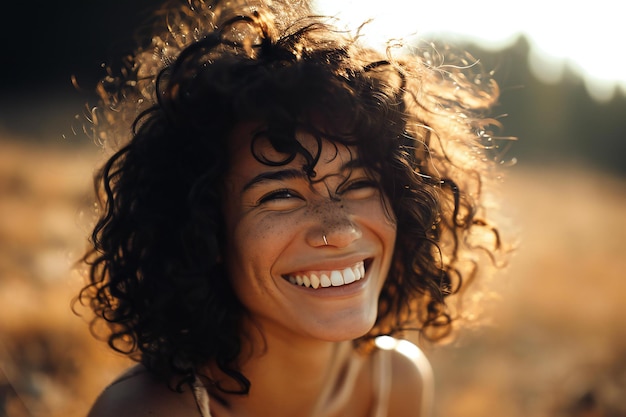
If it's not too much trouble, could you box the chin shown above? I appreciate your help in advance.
[309,313,377,342]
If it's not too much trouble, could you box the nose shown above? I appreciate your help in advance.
[305,201,362,248]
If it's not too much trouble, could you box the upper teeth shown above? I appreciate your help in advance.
[287,261,366,289]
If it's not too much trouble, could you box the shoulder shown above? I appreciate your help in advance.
[86,365,199,417]
[376,337,434,417]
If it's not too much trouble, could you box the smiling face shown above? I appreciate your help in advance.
[222,123,397,344]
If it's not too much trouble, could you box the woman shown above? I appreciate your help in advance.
[77,0,506,415]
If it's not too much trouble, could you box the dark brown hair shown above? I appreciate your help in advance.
[76,0,507,394]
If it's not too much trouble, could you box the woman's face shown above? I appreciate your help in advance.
[222,123,397,343]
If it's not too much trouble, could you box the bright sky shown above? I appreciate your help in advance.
[313,0,625,102]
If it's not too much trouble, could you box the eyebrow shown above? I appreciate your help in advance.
[241,158,367,193]
[241,169,307,192]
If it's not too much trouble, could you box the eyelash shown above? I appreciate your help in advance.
[338,178,379,195]
[340,179,378,194]
[258,188,300,204]
[257,179,378,205]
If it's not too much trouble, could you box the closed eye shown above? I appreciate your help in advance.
[258,188,302,205]
[345,179,378,190]
[339,179,379,199]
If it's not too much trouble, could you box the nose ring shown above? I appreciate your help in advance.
[323,234,328,246]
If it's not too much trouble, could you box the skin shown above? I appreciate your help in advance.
[222,123,398,345]
[87,349,427,417]
[86,123,430,417]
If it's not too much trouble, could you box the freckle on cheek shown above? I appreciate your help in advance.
[251,224,273,240]
[245,220,291,241]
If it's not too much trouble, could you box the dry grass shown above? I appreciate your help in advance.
[1,137,625,417]
[0,138,132,417]
[425,162,626,417]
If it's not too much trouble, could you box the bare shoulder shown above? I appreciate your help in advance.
[86,365,199,417]
[379,338,435,417]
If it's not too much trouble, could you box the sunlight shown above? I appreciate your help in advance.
[312,0,626,102]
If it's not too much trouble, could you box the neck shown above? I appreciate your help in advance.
[210,320,362,417]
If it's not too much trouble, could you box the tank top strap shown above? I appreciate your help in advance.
[191,374,213,417]
[370,345,392,417]
[370,336,434,417]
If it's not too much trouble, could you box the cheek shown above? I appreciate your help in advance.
[384,206,398,241]
[242,212,299,241]
[379,196,398,238]
[227,213,298,269]
[357,197,397,238]
[226,214,301,300]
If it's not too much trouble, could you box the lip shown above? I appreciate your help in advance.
[282,254,373,275]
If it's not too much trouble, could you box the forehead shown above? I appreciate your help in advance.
[226,122,359,179]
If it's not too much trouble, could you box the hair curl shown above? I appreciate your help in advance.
[76,0,507,394]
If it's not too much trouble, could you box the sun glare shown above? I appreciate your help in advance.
[312,0,626,102]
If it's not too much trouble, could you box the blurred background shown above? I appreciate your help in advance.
[0,1,624,416]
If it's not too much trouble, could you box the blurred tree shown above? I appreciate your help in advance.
[461,36,626,176]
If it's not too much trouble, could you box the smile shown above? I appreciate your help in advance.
[285,261,366,289]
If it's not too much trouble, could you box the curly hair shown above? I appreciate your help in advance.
[76,0,507,394]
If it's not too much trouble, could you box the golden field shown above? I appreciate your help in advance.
[0,135,625,417]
